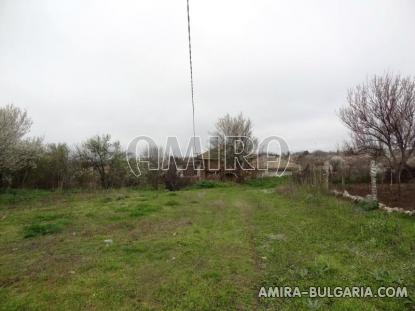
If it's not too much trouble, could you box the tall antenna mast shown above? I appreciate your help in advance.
[186,0,197,156]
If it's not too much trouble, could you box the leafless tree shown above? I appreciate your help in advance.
[339,73,415,188]
[141,145,164,189]
[210,113,257,182]
[78,134,124,188]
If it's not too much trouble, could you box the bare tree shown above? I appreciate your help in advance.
[210,113,257,182]
[141,145,164,189]
[164,156,179,191]
[339,73,415,188]
[78,134,124,188]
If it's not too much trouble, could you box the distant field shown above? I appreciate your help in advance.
[0,180,414,310]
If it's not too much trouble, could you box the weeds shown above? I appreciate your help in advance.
[129,204,159,217]
[358,200,379,211]
[23,212,70,238]
[0,189,51,205]
[23,223,64,238]
[165,200,179,206]
[191,180,226,189]
[244,176,288,188]
[1,185,413,310]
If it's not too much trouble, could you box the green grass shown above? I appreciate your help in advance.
[23,222,65,238]
[244,176,289,188]
[0,189,51,205]
[190,180,230,189]
[0,181,414,310]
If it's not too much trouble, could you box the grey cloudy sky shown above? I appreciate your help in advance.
[1,0,414,152]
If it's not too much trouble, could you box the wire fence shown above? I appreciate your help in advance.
[292,158,415,210]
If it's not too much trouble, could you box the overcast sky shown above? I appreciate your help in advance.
[1,0,414,152]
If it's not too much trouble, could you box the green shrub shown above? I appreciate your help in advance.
[24,223,64,238]
[358,200,379,211]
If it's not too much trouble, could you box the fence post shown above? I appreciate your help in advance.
[370,160,377,201]
[324,161,330,190]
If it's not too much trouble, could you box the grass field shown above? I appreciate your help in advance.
[0,179,414,310]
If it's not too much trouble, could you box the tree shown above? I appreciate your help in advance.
[47,143,71,189]
[30,143,71,189]
[0,105,41,187]
[164,156,179,191]
[106,141,134,188]
[339,73,415,188]
[140,145,164,189]
[210,113,257,182]
[78,134,124,188]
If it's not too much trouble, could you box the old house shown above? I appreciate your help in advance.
[193,150,298,180]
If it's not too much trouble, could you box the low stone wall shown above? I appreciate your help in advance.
[331,190,414,217]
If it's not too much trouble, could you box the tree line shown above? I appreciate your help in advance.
[3,73,412,191]
[0,105,138,190]
[0,105,258,190]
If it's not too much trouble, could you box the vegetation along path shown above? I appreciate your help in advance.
[0,180,414,310]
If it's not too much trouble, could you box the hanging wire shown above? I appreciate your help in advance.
[186,0,197,155]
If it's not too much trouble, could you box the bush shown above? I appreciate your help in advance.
[164,160,193,191]
[358,200,379,211]
[192,180,224,189]
[23,223,64,238]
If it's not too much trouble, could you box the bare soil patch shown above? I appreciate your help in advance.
[334,183,415,210]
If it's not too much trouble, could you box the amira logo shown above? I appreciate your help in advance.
[125,135,290,177]
[258,287,302,298]
[258,286,409,298]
